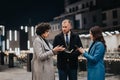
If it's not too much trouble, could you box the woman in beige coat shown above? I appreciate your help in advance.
[32,22,65,80]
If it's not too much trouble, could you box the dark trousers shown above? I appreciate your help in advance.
[58,64,77,80]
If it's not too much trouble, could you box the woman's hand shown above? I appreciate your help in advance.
[53,45,65,52]
[77,47,85,54]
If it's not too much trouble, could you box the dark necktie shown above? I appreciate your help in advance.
[66,34,69,46]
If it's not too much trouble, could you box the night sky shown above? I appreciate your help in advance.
[0,0,64,29]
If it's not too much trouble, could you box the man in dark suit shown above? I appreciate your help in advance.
[53,19,83,80]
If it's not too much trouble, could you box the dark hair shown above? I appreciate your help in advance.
[36,22,51,35]
[90,26,106,48]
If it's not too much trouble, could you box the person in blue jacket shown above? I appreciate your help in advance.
[77,26,106,80]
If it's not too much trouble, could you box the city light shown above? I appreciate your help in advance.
[15,48,20,55]
[20,26,24,30]
[9,30,12,41]
[14,30,17,41]
[31,26,34,36]
[6,39,9,50]
[25,26,28,33]
[27,40,30,49]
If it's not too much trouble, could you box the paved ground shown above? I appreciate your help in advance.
[0,65,120,80]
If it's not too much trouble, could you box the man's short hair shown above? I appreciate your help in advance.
[62,19,72,25]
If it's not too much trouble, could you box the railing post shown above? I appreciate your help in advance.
[27,53,33,72]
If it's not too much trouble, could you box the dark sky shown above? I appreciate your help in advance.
[0,0,64,29]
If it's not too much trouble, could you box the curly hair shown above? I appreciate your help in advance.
[36,22,51,35]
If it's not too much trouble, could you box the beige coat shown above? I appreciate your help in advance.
[31,36,55,80]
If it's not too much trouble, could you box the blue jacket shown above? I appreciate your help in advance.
[83,41,106,80]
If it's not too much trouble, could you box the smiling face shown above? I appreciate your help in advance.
[62,19,71,34]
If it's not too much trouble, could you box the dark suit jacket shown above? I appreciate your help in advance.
[53,31,82,70]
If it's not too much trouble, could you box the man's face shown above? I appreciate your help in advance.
[62,20,71,34]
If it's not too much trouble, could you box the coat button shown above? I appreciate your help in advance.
[67,59,69,62]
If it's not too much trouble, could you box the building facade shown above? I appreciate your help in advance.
[3,0,120,54]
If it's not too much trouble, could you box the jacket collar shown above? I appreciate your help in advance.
[38,36,52,51]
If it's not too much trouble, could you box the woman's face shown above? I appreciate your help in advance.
[41,30,50,38]
[90,31,93,40]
